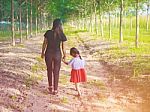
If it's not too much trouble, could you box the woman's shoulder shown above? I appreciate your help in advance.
[44,30,54,39]
[44,30,53,36]
[46,30,53,33]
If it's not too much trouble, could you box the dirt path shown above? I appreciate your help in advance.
[0,32,149,112]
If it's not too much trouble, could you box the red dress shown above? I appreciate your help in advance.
[68,57,87,83]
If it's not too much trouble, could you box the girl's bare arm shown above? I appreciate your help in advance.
[62,58,69,65]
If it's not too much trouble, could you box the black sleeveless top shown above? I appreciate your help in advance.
[44,30,67,53]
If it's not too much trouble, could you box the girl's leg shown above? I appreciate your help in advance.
[75,83,78,91]
[75,83,81,96]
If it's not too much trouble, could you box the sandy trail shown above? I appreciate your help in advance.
[0,32,149,112]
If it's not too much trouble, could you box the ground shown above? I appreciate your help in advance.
[0,29,150,112]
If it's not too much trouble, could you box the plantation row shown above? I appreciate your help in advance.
[0,0,149,47]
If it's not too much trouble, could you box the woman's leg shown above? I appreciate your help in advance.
[45,54,53,89]
[53,52,61,92]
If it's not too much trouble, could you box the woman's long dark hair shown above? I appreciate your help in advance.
[52,19,63,39]
[70,47,82,59]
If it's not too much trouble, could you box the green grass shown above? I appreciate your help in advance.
[102,27,150,44]
[87,80,106,90]
[24,73,43,87]
[31,56,46,73]
[0,29,43,41]
[25,56,45,87]
[93,42,150,77]
[0,31,11,40]
[60,97,69,104]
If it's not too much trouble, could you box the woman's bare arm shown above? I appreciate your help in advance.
[61,42,66,59]
[41,38,48,58]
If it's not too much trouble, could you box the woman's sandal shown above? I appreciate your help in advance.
[48,86,53,94]
[53,90,58,95]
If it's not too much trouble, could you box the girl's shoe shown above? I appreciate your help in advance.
[77,91,81,96]
[53,90,58,95]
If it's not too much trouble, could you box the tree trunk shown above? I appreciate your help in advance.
[11,0,15,46]
[130,16,132,30]
[100,15,104,38]
[44,14,47,30]
[94,0,98,34]
[109,7,111,40]
[81,12,84,30]
[78,12,81,29]
[0,0,2,30]
[90,13,92,32]
[16,16,19,31]
[135,0,139,48]
[112,15,115,27]
[119,0,123,43]
[90,5,93,32]
[35,1,38,36]
[124,10,126,29]
[39,11,41,32]
[30,0,32,37]
[84,0,87,30]
[115,10,118,27]
[26,0,29,39]
[19,2,22,43]
[146,2,149,31]
[40,12,43,31]
[99,3,104,38]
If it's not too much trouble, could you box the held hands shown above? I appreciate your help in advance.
[62,55,66,62]
[62,55,66,60]
[62,56,65,62]
[41,53,45,59]
[62,56,68,65]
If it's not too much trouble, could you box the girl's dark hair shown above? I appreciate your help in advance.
[52,18,63,39]
[70,47,82,59]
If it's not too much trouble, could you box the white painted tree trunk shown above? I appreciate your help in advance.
[26,0,29,40]
[119,0,123,43]
[30,0,32,37]
[11,0,15,46]
[19,2,22,43]
[135,0,139,48]
[146,2,149,31]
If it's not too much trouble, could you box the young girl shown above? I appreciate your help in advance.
[62,47,87,96]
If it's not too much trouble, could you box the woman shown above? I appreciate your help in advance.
[41,19,67,95]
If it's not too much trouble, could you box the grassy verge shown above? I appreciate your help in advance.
[0,29,46,41]
[93,41,150,78]
[25,56,45,87]
[64,24,150,79]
